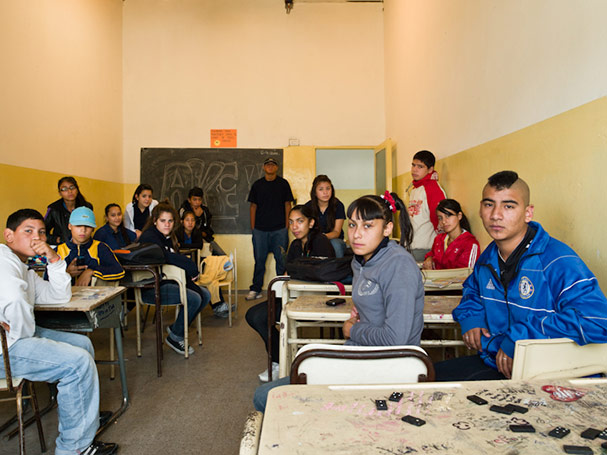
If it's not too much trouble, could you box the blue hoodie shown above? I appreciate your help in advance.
[454,221,607,370]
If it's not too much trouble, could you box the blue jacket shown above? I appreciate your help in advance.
[453,221,607,370]
[57,238,125,282]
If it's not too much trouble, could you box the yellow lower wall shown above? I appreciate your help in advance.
[396,96,607,291]
[0,164,125,233]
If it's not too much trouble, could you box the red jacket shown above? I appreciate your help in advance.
[425,231,480,269]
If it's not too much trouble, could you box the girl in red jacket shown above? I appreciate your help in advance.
[423,199,479,270]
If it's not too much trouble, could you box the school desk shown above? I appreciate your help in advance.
[278,295,463,377]
[34,286,129,435]
[259,378,607,454]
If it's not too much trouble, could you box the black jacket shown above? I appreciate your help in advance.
[179,201,214,241]
[44,199,93,246]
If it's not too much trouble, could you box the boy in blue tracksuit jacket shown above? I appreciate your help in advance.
[57,207,125,286]
[436,171,607,381]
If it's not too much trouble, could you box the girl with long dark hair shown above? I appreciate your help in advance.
[422,199,479,270]
[44,176,93,245]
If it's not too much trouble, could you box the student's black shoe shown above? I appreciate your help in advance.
[165,336,194,355]
[80,440,119,455]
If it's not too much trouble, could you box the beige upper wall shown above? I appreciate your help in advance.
[0,0,123,182]
[122,0,385,183]
[384,0,607,175]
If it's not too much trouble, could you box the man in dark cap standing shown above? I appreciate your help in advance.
[246,157,294,300]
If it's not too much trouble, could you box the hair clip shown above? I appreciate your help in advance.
[380,191,397,213]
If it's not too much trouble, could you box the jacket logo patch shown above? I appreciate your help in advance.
[519,276,534,299]
[358,279,379,296]
[486,279,495,290]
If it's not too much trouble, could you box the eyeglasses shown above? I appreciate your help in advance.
[60,186,77,192]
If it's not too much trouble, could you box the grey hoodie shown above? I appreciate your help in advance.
[348,240,424,346]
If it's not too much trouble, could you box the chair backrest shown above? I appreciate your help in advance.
[511,338,607,381]
[290,344,435,385]
[0,326,18,392]
[161,264,188,306]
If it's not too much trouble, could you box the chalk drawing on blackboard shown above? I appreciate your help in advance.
[141,148,283,234]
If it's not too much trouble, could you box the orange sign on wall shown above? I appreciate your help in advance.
[211,129,237,148]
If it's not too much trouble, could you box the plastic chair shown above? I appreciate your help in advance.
[290,344,435,384]
[511,338,607,380]
[0,327,46,455]
[131,264,202,359]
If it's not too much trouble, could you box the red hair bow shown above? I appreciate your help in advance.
[381,191,397,213]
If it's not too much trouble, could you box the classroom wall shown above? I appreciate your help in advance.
[384,0,607,174]
[0,0,124,183]
[395,97,607,291]
[122,0,385,183]
[0,164,125,232]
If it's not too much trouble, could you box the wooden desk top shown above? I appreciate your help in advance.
[259,378,607,454]
[35,286,126,312]
[286,295,461,323]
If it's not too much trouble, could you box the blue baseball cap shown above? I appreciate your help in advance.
[69,207,96,228]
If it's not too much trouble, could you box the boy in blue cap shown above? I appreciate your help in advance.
[57,207,124,286]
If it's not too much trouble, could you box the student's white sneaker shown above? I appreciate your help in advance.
[258,362,280,382]
[246,290,263,300]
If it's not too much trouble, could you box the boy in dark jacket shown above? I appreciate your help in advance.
[57,207,124,286]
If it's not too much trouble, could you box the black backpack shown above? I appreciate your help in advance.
[286,256,352,283]
[114,243,166,266]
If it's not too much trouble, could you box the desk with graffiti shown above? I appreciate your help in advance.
[258,379,607,454]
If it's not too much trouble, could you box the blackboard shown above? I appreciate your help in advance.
[140,148,283,234]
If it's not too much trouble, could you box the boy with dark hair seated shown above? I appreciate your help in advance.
[179,186,225,255]
[435,171,607,381]
[57,207,125,286]
[0,209,117,455]
[406,150,447,262]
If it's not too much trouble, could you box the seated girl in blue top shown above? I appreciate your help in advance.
[304,175,347,257]
[138,202,215,355]
[94,203,137,251]
[175,211,204,249]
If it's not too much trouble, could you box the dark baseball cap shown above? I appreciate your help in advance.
[264,157,278,166]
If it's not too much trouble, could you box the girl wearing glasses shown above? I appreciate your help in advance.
[44,176,93,245]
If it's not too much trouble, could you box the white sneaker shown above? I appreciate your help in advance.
[258,362,280,382]
[246,290,263,300]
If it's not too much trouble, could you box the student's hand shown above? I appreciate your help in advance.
[31,239,60,263]
[135,229,142,240]
[462,327,490,351]
[75,268,95,286]
[0,322,9,333]
[496,349,513,378]
[349,306,359,320]
[422,257,435,270]
[67,258,87,277]
[342,317,358,339]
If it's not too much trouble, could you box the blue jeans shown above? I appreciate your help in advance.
[142,282,210,340]
[330,238,346,258]
[0,326,99,455]
[254,376,290,412]
[250,228,289,293]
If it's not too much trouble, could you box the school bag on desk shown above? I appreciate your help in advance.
[286,255,352,283]
[113,243,166,265]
